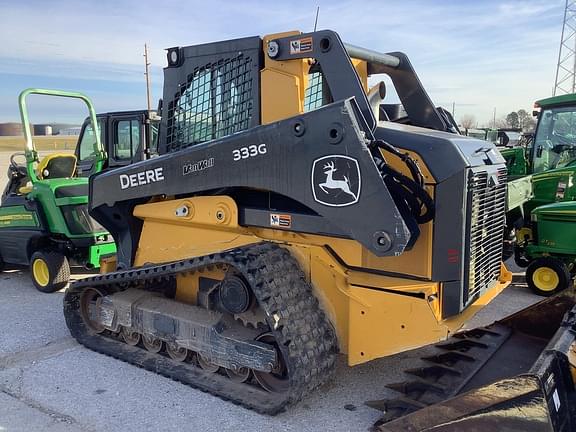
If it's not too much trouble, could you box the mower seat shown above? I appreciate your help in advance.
[18,183,33,194]
[37,154,77,180]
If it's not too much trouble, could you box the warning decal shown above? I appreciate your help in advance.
[270,213,292,228]
[289,37,313,55]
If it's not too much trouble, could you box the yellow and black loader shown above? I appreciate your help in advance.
[63,30,576,430]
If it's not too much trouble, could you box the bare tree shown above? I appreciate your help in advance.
[460,114,476,131]
[494,117,509,128]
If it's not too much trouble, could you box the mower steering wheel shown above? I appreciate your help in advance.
[9,153,28,177]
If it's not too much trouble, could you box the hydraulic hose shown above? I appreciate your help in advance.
[371,139,435,224]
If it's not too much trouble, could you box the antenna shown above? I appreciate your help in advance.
[144,43,152,112]
[554,0,576,95]
[313,6,320,31]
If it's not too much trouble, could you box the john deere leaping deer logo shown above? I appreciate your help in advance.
[319,161,357,200]
[311,155,361,207]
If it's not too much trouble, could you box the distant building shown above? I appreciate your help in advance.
[33,124,53,136]
[0,122,23,136]
[0,122,81,136]
[57,127,82,136]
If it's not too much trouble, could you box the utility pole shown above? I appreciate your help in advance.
[451,102,455,117]
[554,0,576,95]
[144,43,152,112]
[493,107,496,128]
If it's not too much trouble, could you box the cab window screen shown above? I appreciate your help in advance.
[114,120,140,161]
[165,53,253,152]
[303,69,332,112]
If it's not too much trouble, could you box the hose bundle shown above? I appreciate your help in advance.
[371,139,435,224]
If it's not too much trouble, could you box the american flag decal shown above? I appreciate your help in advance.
[270,213,292,228]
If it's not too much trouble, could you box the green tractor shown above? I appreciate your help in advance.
[501,93,576,294]
[500,93,576,209]
[0,89,116,292]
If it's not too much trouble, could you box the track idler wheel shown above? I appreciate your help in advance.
[253,333,289,393]
[79,288,106,333]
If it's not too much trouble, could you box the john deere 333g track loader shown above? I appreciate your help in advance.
[64,30,518,417]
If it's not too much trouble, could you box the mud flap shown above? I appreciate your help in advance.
[370,292,576,431]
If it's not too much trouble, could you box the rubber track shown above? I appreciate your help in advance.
[64,242,338,414]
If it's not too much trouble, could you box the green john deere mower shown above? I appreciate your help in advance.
[0,89,115,292]
[515,201,576,296]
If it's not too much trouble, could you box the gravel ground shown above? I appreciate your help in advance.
[0,151,544,431]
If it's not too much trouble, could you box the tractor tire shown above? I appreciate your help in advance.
[30,251,70,293]
[0,252,4,272]
[526,257,571,297]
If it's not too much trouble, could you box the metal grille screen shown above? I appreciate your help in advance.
[165,54,254,153]
[464,167,507,306]
[304,72,324,112]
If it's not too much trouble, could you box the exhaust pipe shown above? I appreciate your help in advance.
[368,81,387,120]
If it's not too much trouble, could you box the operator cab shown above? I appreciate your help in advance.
[532,104,576,173]
[76,110,160,177]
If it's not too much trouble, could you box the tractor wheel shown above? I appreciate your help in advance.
[526,257,571,297]
[30,251,70,293]
[0,252,4,272]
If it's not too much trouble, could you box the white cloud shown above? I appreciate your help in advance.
[0,0,567,123]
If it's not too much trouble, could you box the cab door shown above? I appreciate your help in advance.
[76,117,105,177]
[107,115,145,169]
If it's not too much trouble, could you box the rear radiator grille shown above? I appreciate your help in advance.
[464,167,507,306]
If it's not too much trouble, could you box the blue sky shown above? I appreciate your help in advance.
[0,0,565,126]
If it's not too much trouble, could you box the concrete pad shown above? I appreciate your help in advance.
[0,271,70,355]
[15,347,417,432]
[0,392,85,432]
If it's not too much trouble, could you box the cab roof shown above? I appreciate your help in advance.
[536,93,576,108]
